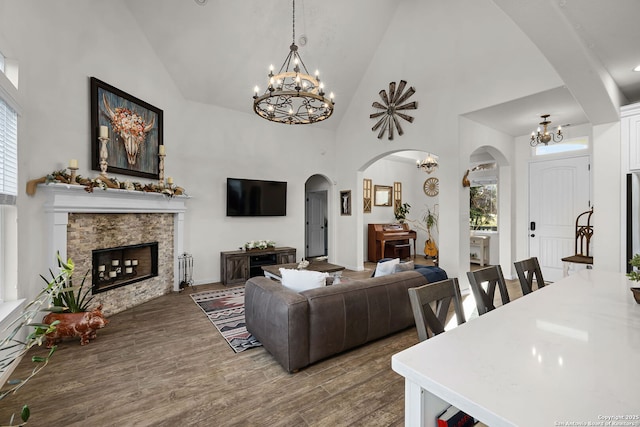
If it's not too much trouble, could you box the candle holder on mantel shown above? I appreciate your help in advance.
[158,152,166,187]
[68,166,79,184]
[98,136,109,177]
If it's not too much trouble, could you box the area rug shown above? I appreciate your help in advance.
[190,287,262,353]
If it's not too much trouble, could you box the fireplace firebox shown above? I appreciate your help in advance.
[92,242,158,293]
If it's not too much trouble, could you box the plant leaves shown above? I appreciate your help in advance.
[21,404,30,422]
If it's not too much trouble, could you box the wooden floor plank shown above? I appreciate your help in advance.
[0,259,521,426]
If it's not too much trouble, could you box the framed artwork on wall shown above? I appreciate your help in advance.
[90,77,163,179]
[374,185,392,206]
[340,190,352,216]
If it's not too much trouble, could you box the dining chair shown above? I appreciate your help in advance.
[514,257,546,295]
[466,265,510,316]
[408,278,466,342]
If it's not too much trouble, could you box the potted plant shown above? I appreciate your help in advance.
[394,202,411,223]
[627,254,640,304]
[38,255,107,349]
[406,204,439,259]
[41,256,93,313]
[0,257,76,425]
[423,205,439,259]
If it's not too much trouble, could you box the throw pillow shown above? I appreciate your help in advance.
[394,260,415,273]
[279,268,329,293]
[374,258,400,277]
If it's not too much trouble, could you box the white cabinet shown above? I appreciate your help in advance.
[622,103,640,171]
[470,235,490,266]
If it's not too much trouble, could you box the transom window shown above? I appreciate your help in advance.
[535,136,589,156]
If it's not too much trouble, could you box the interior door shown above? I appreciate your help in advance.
[529,155,590,282]
[306,191,327,258]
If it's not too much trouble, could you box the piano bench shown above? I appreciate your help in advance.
[388,242,411,260]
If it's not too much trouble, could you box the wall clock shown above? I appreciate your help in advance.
[423,177,439,197]
[369,80,418,141]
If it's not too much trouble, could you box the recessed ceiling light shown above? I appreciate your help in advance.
[194,0,208,5]
[634,64,640,72]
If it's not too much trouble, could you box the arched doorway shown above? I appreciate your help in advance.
[468,146,511,275]
[361,150,440,262]
[305,175,332,259]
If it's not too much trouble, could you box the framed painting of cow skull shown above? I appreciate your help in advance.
[90,77,163,179]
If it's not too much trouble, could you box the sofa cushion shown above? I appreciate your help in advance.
[373,258,400,277]
[302,270,427,364]
[394,260,414,272]
[280,268,329,292]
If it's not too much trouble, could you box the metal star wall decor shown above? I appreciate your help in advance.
[370,80,418,140]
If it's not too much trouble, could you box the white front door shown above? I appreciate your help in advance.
[306,191,327,258]
[529,155,591,282]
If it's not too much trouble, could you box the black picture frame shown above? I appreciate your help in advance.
[90,77,163,179]
[340,190,352,216]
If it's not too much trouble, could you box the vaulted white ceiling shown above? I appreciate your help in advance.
[124,0,640,136]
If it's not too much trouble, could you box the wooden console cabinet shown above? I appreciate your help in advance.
[220,247,296,285]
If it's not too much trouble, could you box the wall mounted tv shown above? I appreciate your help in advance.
[226,178,287,217]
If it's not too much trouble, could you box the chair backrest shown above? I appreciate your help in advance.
[466,265,510,316]
[514,257,545,295]
[408,278,466,342]
[574,208,594,257]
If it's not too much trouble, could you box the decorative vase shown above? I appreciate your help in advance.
[631,287,640,304]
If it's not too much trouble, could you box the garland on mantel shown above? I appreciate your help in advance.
[25,170,187,197]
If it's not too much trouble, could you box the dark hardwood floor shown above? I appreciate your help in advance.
[0,258,519,426]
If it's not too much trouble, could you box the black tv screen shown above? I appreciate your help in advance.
[226,178,287,217]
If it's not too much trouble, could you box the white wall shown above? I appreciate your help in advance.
[1,0,627,303]
[362,155,439,261]
[593,122,622,272]
[333,0,563,277]
[0,0,338,299]
[459,117,514,282]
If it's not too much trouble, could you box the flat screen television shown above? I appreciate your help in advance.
[226,178,287,217]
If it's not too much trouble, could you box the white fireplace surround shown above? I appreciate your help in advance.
[42,183,188,292]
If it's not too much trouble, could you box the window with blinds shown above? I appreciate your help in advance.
[0,97,17,206]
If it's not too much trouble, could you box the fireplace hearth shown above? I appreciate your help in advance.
[92,242,158,293]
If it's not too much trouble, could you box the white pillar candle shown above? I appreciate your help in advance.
[99,125,108,138]
[109,271,117,278]
[124,260,132,266]
[167,177,174,185]
[158,145,165,155]
[132,260,138,266]
[69,159,78,169]
[112,260,119,267]
[98,265,106,272]
[125,267,133,274]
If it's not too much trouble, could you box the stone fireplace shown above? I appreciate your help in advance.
[43,184,187,316]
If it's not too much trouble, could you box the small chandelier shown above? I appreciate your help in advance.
[530,114,563,146]
[417,153,439,173]
[252,0,334,125]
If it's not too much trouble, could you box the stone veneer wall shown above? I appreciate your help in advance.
[66,213,174,316]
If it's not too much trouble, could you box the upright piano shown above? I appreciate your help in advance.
[368,223,417,262]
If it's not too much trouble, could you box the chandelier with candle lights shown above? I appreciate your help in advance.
[417,153,439,174]
[530,114,563,146]
[252,0,334,125]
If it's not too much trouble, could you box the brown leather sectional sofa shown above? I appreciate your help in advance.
[244,270,428,373]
